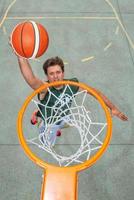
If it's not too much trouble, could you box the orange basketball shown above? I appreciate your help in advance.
[11,21,49,59]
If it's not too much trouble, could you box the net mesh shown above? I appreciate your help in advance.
[27,84,107,167]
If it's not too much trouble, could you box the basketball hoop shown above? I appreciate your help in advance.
[17,81,112,200]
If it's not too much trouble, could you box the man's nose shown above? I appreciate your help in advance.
[54,74,58,79]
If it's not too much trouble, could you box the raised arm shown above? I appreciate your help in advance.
[93,88,128,121]
[17,56,43,90]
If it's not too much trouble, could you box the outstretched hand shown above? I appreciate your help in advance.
[8,36,17,55]
[9,36,21,57]
[111,108,128,121]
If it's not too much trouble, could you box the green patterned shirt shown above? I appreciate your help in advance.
[37,78,79,124]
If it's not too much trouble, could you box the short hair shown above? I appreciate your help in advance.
[43,56,64,75]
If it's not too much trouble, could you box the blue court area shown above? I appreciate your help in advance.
[0,0,134,199]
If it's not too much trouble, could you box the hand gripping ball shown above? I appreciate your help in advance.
[11,21,49,59]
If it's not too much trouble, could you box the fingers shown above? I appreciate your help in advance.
[8,36,12,47]
[118,112,128,121]
[8,35,19,57]
[111,109,128,121]
[8,35,14,51]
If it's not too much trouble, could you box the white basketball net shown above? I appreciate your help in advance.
[27,84,107,167]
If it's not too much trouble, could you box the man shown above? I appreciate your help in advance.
[17,55,128,145]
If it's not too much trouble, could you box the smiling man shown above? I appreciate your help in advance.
[16,55,128,146]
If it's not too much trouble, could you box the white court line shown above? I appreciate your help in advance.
[81,56,95,62]
[104,42,112,51]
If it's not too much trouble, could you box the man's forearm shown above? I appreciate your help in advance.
[94,89,117,110]
[17,56,43,89]
[17,56,35,80]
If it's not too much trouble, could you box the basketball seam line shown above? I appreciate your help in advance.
[21,21,27,58]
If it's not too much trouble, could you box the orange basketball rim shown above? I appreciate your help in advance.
[17,81,112,200]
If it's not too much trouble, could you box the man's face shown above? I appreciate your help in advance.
[46,65,64,83]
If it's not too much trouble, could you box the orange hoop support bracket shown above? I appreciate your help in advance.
[17,81,112,200]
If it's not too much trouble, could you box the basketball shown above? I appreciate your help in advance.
[10,21,49,59]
